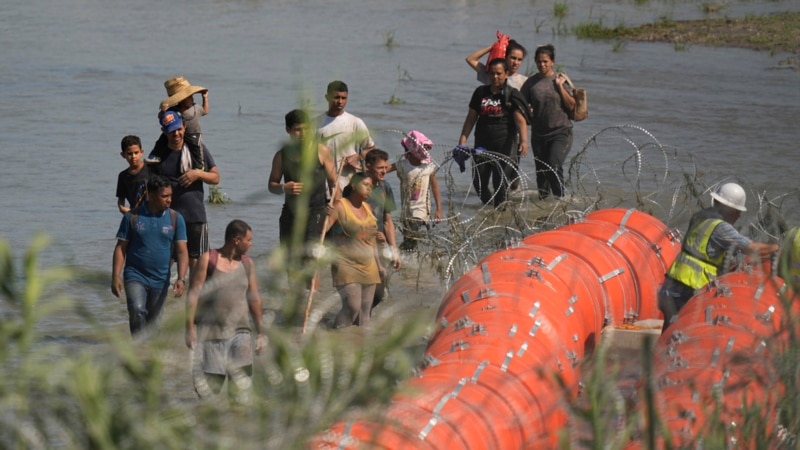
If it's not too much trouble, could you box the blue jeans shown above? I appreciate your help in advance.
[124,280,169,335]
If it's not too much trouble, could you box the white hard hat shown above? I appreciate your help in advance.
[710,182,747,212]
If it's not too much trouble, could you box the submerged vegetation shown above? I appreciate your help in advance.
[207,185,231,204]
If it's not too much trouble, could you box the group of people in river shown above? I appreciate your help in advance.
[108,33,792,402]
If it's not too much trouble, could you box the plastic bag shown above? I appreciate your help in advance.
[484,31,510,73]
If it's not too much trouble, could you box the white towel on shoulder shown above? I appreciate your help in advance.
[180,145,192,174]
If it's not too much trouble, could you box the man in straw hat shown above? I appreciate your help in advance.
[146,76,210,169]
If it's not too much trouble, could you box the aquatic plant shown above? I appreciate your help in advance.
[207,185,231,204]
[385,65,412,105]
[380,29,396,48]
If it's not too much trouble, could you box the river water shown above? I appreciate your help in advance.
[1,0,799,340]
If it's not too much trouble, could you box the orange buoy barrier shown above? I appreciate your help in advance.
[309,208,680,449]
[647,270,791,448]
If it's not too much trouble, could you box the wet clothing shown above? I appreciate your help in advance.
[366,180,397,309]
[521,73,574,198]
[316,111,374,190]
[194,250,254,341]
[115,204,186,335]
[366,180,397,234]
[277,141,330,256]
[278,141,330,214]
[330,199,380,287]
[194,332,254,376]
[116,165,152,210]
[115,205,186,287]
[191,249,256,400]
[396,157,436,222]
[467,83,527,205]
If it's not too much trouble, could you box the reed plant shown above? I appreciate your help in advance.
[4,199,800,447]
[0,236,428,449]
[207,185,231,204]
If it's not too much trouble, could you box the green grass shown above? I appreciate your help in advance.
[4,230,800,448]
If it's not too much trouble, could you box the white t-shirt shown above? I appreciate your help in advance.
[396,157,437,222]
[316,111,374,189]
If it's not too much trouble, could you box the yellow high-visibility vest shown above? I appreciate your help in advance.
[667,218,725,289]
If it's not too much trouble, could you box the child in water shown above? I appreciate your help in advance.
[395,131,442,251]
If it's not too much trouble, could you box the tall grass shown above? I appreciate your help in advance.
[3,231,800,448]
[0,236,428,449]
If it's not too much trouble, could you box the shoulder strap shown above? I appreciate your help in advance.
[126,211,139,247]
[169,209,178,237]
[206,249,252,279]
[241,254,253,278]
[206,248,219,279]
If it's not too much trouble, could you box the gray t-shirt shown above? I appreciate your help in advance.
[521,73,573,137]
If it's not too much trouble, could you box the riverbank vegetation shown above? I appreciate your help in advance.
[3,231,800,447]
[574,11,800,56]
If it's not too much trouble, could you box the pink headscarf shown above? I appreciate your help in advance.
[401,130,433,164]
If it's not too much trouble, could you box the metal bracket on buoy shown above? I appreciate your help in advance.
[668,356,688,371]
[546,253,568,271]
[470,360,490,383]
[525,268,543,281]
[528,301,541,318]
[711,315,731,326]
[598,268,625,283]
[566,350,579,367]
[755,305,775,324]
[449,340,469,352]
[481,262,491,284]
[453,316,474,330]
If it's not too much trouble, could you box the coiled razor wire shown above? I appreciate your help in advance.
[375,126,800,287]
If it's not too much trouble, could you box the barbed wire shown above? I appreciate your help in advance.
[377,125,800,286]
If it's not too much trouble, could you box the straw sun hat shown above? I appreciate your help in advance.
[161,76,206,108]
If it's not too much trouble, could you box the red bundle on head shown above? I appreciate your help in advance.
[485,30,510,72]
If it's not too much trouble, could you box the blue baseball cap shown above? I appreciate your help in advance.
[159,110,183,133]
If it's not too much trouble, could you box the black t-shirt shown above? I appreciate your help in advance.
[155,144,216,223]
[116,165,151,208]
[468,84,516,156]
[280,141,329,212]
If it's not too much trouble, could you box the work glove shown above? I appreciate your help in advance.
[452,145,471,173]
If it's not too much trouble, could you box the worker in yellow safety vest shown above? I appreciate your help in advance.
[658,182,779,333]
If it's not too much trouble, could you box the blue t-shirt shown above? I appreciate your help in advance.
[116,205,187,287]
